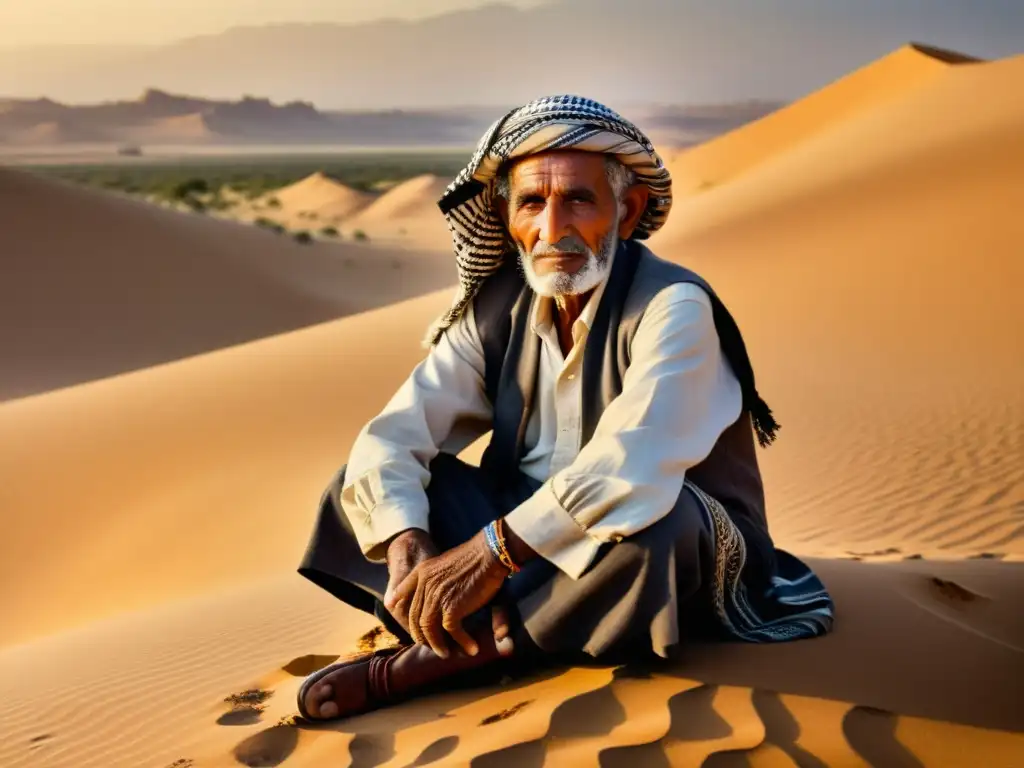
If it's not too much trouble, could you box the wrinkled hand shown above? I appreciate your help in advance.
[385,530,507,658]
[384,528,438,632]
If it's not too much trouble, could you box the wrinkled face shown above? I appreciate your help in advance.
[502,151,622,298]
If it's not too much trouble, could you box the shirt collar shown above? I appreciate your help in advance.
[529,261,613,345]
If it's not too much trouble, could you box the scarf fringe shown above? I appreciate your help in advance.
[750,395,780,448]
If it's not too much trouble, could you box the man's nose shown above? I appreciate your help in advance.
[537,199,570,245]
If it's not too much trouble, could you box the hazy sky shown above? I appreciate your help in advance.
[0,0,548,47]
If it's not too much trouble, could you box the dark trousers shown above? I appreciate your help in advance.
[297,452,741,661]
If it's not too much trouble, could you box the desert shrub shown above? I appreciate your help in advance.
[320,226,339,237]
[255,217,285,234]
[25,151,469,211]
[293,230,314,244]
[205,194,230,211]
[172,178,209,200]
[352,229,369,242]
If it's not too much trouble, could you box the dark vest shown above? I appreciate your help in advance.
[471,239,779,550]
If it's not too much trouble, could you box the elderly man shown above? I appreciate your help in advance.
[297,95,833,721]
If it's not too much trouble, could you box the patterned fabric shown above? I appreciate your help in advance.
[427,94,673,345]
[685,481,834,642]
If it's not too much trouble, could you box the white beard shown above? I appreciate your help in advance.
[518,228,618,299]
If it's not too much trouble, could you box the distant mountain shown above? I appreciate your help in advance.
[0,88,781,148]
[0,0,1019,109]
[0,89,485,146]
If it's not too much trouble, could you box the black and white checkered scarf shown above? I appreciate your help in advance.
[427,94,673,345]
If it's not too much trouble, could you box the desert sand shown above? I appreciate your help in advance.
[0,170,456,400]
[1,45,1022,768]
[225,172,452,251]
[344,174,454,249]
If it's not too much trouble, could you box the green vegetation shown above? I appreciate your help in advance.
[254,217,286,234]
[204,193,232,212]
[26,151,466,204]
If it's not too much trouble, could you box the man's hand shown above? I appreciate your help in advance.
[384,528,438,632]
[386,530,507,658]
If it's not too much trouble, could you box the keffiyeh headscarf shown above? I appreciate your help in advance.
[427,94,673,345]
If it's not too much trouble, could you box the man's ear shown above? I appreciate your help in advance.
[495,193,509,226]
[617,184,650,239]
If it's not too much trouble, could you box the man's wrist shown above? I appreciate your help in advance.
[481,518,536,573]
[385,527,433,557]
[503,523,536,566]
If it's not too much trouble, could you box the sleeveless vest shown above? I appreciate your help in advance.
[471,239,778,551]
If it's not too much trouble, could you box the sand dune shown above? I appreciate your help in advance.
[666,43,981,196]
[1,44,1023,768]
[228,172,451,249]
[5,119,104,145]
[261,171,374,221]
[0,290,453,646]
[653,52,1024,561]
[0,169,455,400]
[128,113,217,143]
[345,173,453,248]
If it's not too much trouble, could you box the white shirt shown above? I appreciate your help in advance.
[340,275,743,580]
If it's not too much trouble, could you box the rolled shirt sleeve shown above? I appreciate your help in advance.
[504,283,744,579]
[339,304,492,561]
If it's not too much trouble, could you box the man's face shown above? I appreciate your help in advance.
[502,151,621,298]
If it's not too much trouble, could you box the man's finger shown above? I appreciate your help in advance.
[491,605,510,643]
[388,568,419,610]
[389,595,411,631]
[420,606,449,659]
[407,577,425,646]
[444,616,479,657]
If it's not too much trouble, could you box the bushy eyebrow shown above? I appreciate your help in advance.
[513,186,598,207]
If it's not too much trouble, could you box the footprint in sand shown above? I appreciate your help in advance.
[928,576,985,604]
[844,705,924,768]
[901,572,1023,654]
[276,626,396,681]
[233,725,299,768]
[219,689,274,726]
[280,654,341,678]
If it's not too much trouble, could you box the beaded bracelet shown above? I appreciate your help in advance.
[485,518,521,575]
